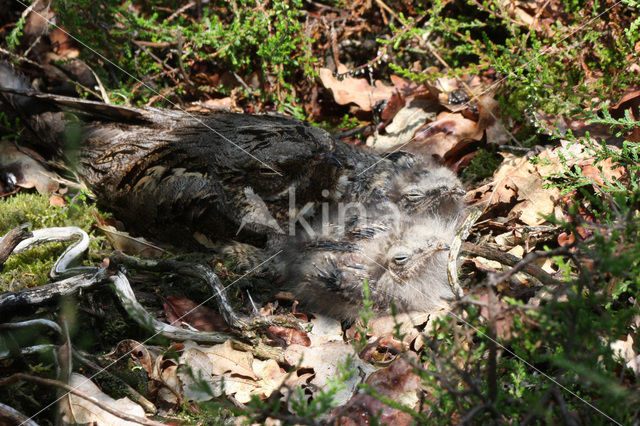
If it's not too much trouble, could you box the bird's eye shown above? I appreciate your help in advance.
[393,254,410,265]
[259,167,280,175]
[404,191,424,201]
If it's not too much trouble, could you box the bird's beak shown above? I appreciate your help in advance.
[322,152,343,168]
[451,187,466,197]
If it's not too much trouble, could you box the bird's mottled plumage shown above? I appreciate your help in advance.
[388,159,466,219]
[285,211,458,321]
[1,61,469,321]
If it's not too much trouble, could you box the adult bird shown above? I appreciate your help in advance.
[0,62,466,251]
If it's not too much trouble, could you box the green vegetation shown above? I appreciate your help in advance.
[0,192,107,289]
[43,0,315,115]
[1,0,639,423]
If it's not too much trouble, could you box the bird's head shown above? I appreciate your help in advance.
[390,163,466,218]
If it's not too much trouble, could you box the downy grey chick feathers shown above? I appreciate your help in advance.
[388,158,466,219]
[284,208,460,322]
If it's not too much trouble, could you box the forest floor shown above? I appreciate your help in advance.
[1,0,640,424]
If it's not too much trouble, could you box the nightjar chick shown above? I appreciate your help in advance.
[285,211,458,322]
[388,157,466,220]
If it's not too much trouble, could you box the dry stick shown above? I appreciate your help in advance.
[459,402,492,424]
[231,340,284,363]
[23,33,43,58]
[72,349,157,414]
[88,66,111,104]
[376,2,401,23]
[108,252,245,330]
[485,244,571,288]
[520,387,554,425]
[0,374,164,426]
[0,318,157,414]
[0,224,32,270]
[132,41,177,75]
[131,40,177,48]
[0,272,106,314]
[0,401,39,426]
[0,319,62,334]
[487,287,498,403]
[0,48,103,100]
[166,1,196,22]
[553,387,582,426]
[176,28,192,86]
[460,242,564,287]
[110,271,234,344]
[448,208,482,297]
[109,251,309,334]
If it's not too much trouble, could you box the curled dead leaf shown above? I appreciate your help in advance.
[468,152,560,226]
[331,355,421,426]
[49,194,66,207]
[0,141,59,194]
[177,341,287,404]
[163,295,229,332]
[319,67,395,111]
[61,373,146,426]
[96,224,168,258]
[410,111,484,158]
[267,325,311,347]
[537,144,627,187]
[284,341,375,406]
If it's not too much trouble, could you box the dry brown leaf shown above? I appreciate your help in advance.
[191,340,256,379]
[366,99,437,153]
[476,291,515,339]
[267,325,311,346]
[331,356,421,426]
[611,89,640,142]
[360,312,434,352]
[410,111,484,158]
[156,360,181,405]
[377,92,406,129]
[96,224,168,258]
[177,341,287,403]
[390,74,440,100]
[49,194,66,207]
[284,341,376,406]
[0,141,59,194]
[537,143,626,186]
[61,373,146,426]
[611,334,640,374]
[163,295,229,332]
[186,97,240,113]
[306,314,344,346]
[108,340,155,377]
[318,67,395,111]
[469,152,560,226]
[477,95,510,145]
[508,157,560,225]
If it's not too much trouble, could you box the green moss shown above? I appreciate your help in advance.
[0,191,109,290]
[460,148,503,183]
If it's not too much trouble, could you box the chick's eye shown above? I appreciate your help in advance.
[403,191,424,201]
[393,254,410,265]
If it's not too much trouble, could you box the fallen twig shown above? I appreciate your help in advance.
[110,271,234,343]
[0,224,32,270]
[460,242,565,287]
[73,349,157,415]
[109,251,246,330]
[448,208,482,297]
[0,373,163,426]
[0,270,107,314]
[0,401,39,426]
